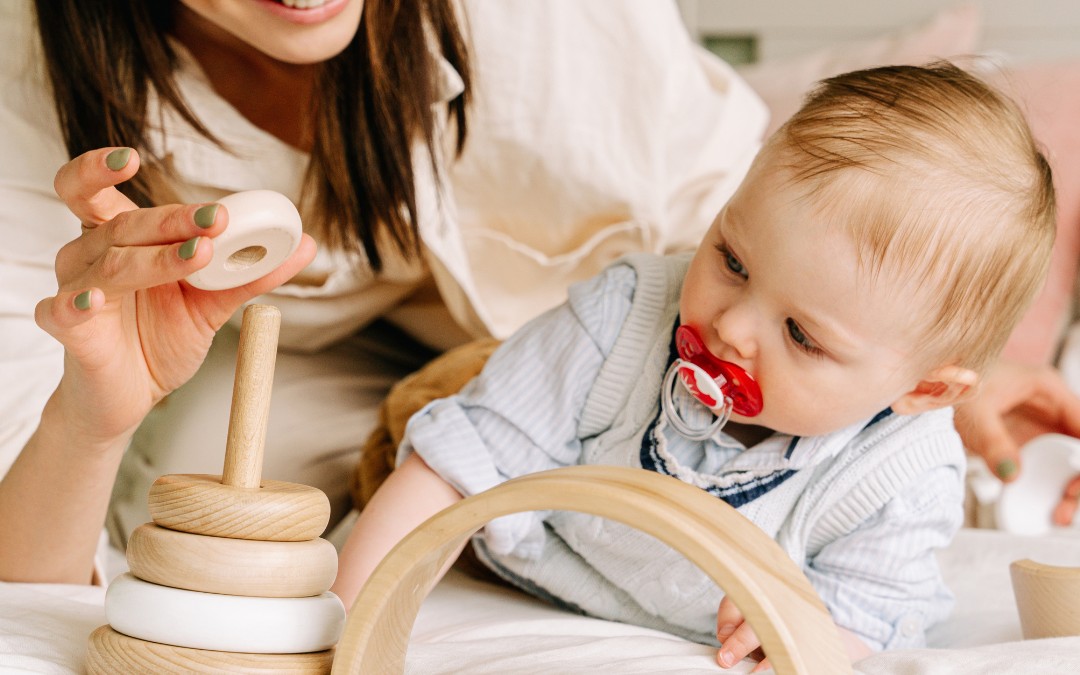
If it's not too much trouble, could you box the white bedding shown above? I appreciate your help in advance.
[4,528,1080,674]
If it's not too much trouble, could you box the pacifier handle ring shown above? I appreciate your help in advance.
[675,325,763,418]
[661,361,731,441]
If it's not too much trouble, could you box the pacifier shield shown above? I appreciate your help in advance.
[674,325,763,417]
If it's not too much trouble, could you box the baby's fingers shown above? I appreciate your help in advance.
[716,595,744,642]
[716,621,760,669]
[750,656,773,673]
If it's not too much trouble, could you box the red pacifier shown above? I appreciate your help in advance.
[674,325,763,417]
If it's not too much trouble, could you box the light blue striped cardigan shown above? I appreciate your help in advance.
[403,253,966,651]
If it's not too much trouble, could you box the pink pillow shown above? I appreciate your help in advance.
[990,61,1080,364]
[739,3,982,137]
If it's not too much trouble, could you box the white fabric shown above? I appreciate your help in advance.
[3,528,1080,673]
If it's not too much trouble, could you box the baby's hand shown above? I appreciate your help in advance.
[715,596,771,671]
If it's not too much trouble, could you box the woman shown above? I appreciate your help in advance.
[0,0,768,583]
[2,0,1077,585]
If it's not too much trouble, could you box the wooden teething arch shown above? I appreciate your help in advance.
[332,465,852,675]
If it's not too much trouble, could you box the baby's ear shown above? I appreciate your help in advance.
[891,365,979,415]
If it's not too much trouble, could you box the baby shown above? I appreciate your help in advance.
[332,63,1055,668]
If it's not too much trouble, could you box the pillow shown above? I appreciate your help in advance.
[737,3,982,137]
[987,60,1080,365]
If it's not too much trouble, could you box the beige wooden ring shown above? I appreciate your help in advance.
[149,473,330,541]
[1010,558,1080,639]
[105,573,344,653]
[331,465,851,675]
[127,523,337,597]
[85,625,334,674]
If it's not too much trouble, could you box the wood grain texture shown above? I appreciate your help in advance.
[1011,558,1080,639]
[127,524,337,597]
[148,474,330,541]
[222,304,281,489]
[86,626,333,674]
[331,465,851,675]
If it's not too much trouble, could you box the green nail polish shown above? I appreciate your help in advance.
[997,459,1017,480]
[73,290,93,311]
[178,236,200,260]
[105,147,132,171]
[193,204,219,228]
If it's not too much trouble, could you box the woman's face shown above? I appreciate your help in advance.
[176,0,365,64]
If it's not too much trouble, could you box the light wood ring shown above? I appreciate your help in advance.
[149,474,330,541]
[1010,558,1080,639]
[127,524,338,597]
[331,465,851,675]
[86,625,333,674]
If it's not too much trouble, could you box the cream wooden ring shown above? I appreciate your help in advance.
[185,190,302,291]
[1010,558,1080,639]
[86,626,334,674]
[149,474,330,541]
[127,523,338,597]
[105,573,345,653]
[331,465,851,675]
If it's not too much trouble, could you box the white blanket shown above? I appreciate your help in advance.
[4,528,1080,673]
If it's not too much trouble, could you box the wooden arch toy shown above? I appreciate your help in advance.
[331,465,852,675]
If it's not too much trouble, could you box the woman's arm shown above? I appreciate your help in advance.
[0,148,316,582]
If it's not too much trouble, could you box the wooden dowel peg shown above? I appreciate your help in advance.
[222,304,281,489]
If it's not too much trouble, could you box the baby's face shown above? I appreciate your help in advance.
[680,161,930,437]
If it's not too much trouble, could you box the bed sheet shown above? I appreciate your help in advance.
[2,528,1080,674]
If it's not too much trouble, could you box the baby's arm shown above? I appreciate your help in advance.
[331,453,463,612]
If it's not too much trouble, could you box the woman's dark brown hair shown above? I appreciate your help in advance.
[32,0,470,271]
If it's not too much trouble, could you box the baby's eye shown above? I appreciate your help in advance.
[786,318,821,355]
[715,244,747,279]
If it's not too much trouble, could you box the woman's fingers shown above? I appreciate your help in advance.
[955,361,1080,481]
[34,288,103,341]
[53,147,141,226]
[67,201,225,268]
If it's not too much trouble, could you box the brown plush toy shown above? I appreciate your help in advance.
[350,337,502,511]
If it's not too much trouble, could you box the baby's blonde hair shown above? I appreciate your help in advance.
[772,62,1055,374]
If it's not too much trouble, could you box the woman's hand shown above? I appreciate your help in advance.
[34,147,317,447]
[953,359,1080,481]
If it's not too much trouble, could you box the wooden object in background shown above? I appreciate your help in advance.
[1011,558,1080,639]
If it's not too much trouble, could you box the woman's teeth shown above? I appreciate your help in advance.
[279,0,329,9]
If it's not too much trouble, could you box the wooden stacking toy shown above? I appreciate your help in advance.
[86,304,345,673]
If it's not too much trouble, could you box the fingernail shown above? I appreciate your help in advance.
[718,650,734,667]
[996,459,1017,480]
[178,236,200,260]
[717,624,736,639]
[73,290,92,311]
[193,203,219,228]
[105,147,132,171]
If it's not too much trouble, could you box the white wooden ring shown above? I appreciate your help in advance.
[186,190,302,291]
[127,524,338,597]
[86,625,334,674]
[105,573,345,653]
[149,473,330,541]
